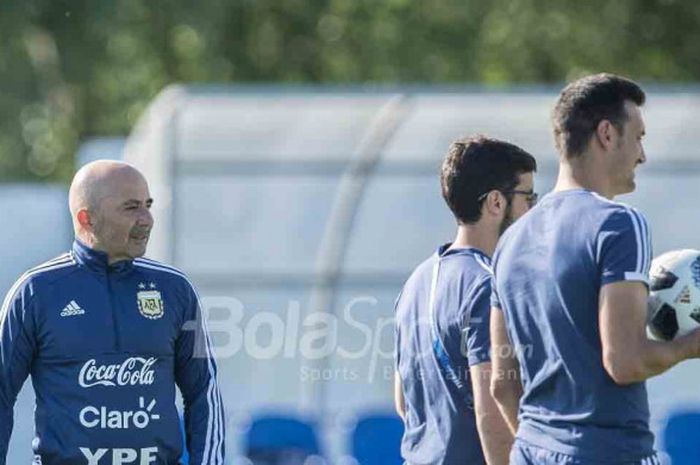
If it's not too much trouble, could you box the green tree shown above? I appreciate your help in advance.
[0,0,699,181]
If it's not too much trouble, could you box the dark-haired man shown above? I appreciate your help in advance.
[490,73,700,464]
[394,135,537,465]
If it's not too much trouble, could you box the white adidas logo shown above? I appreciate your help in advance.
[60,300,85,317]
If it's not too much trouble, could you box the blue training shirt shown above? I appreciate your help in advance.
[491,188,654,462]
[395,244,493,465]
[0,240,225,465]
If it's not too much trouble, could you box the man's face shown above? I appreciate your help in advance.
[91,172,154,262]
[499,171,535,235]
[610,101,646,195]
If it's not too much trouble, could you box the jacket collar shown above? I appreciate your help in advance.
[72,239,134,275]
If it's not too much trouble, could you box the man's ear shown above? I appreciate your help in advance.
[77,208,92,229]
[595,119,617,151]
[483,190,505,217]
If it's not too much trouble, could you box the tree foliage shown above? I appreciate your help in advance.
[1,0,699,180]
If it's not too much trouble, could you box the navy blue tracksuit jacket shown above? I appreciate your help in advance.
[0,240,225,465]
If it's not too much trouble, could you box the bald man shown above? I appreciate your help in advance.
[0,161,225,465]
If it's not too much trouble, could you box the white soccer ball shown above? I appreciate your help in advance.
[647,249,700,341]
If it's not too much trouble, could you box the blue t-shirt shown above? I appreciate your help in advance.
[395,244,492,465]
[490,189,654,462]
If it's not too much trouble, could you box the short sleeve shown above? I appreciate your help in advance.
[597,207,652,286]
[462,277,492,366]
[393,290,403,370]
[490,282,501,310]
[490,248,502,309]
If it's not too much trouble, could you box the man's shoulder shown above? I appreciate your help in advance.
[396,253,437,309]
[132,257,195,292]
[2,252,78,303]
[582,194,649,236]
[402,253,435,290]
[401,250,491,302]
[16,252,78,287]
[528,190,643,233]
[133,257,190,280]
[440,251,492,290]
[585,191,636,212]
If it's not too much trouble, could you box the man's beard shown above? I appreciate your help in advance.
[498,201,514,236]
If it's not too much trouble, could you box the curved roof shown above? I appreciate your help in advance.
[127,85,700,173]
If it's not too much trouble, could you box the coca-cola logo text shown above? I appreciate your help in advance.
[79,357,157,388]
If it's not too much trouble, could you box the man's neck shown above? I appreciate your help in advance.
[75,232,97,250]
[75,233,126,265]
[554,154,615,199]
[449,224,497,257]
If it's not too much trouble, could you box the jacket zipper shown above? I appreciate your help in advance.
[106,270,121,351]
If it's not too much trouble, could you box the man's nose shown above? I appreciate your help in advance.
[138,208,153,226]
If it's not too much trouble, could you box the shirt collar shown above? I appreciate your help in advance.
[72,239,134,275]
[436,242,491,264]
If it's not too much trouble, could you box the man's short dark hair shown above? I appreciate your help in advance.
[440,135,537,225]
[552,73,645,158]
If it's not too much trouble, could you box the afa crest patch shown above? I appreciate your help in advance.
[137,290,164,319]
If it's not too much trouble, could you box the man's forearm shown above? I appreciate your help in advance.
[607,331,698,384]
[473,364,514,465]
[489,307,522,436]
[641,334,696,377]
[490,379,521,435]
[476,409,513,465]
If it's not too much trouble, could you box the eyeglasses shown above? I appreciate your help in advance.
[477,190,539,207]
